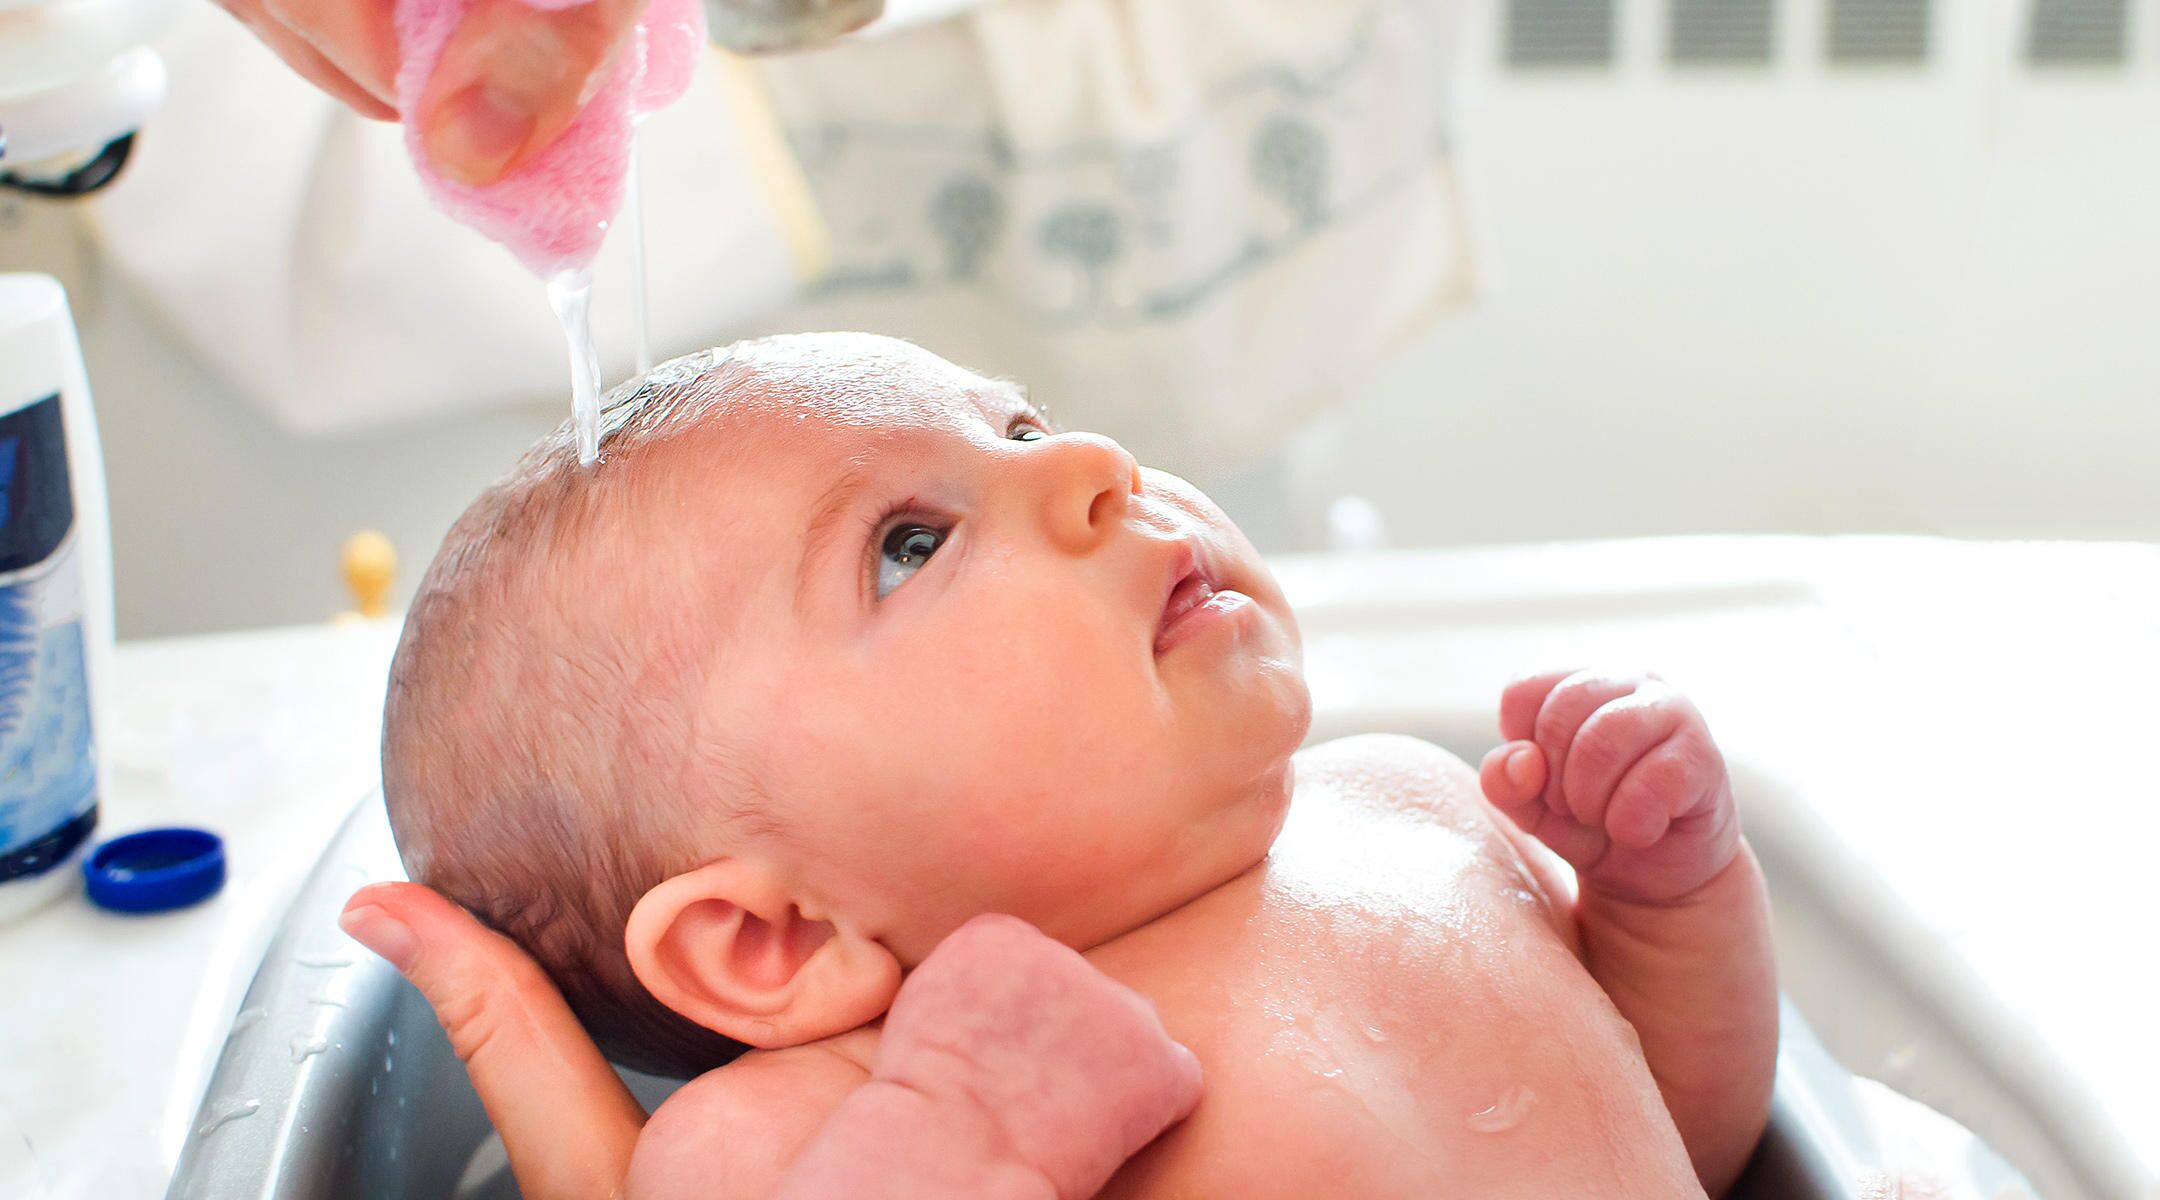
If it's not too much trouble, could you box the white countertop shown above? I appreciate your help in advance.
[2,536,2153,1200]
[0,620,401,1200]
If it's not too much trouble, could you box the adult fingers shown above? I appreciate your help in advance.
[415,0,648,185]
[341,882,646,1200]
[218,0,399,118]
[260,0,401,112]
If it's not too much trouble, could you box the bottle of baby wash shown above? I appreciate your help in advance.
[0,275,115,923]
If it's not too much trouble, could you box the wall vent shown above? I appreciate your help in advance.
[2027,0,2131,65]
[1826,0,1931,63]
[1670,0,1776,65]
[1506,0,1619,66]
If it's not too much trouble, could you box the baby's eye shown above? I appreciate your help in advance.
[876,522,948,598]
[1009,420,1048,442]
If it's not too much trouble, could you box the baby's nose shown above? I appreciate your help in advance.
[1032,433,1143,551]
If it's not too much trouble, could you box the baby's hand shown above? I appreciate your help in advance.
[871,914,1202,1197]
[1479,670,1741,905]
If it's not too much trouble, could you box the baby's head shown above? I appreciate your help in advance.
[383,334,1310,1076]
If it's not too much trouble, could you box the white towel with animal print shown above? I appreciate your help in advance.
[743,0,1475,480]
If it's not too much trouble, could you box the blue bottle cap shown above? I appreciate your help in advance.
[83,827,226,914]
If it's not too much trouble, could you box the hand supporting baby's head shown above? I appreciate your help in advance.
[384,334,1311,1077]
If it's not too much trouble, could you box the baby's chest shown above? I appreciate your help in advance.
[1094,811,1605,1196]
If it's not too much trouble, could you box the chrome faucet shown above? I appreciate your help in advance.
[705,0,886,52]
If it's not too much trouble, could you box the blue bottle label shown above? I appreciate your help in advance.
[0,392,97,880]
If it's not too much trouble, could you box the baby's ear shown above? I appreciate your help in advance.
[624,860,900,1049]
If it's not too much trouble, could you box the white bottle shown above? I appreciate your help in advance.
[0,275,115,922]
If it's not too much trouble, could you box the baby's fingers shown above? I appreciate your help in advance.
[1605,730,1724,849]
[1479,741,1547,818]
[1498,670,1577,743]
[1559,688,1689,827]
[1529,672,1649,812]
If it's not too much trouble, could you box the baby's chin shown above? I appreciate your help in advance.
[1084,755,1297,948]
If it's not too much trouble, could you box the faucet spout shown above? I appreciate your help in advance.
[704,0,885,52]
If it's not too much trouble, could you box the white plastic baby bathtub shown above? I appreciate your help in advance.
[165,790,2026,1200]
[171,535,2160,1199]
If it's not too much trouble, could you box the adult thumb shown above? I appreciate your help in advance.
[416,0,648,186]
[341,882,647,1200]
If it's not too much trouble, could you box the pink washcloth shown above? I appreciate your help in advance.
[393,0,706,279]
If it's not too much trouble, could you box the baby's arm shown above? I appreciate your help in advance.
[631,914,1201,1200]
[1478,670,1777,1198]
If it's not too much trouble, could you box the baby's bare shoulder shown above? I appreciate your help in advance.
[1294,733,1493,830]
[629,1035,873,1200]
[1292,733,1581,947]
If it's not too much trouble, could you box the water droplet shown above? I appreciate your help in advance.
[1362,1025,1388,1043]
[383,1054,394,1074]
[386,1029,396,1047]
[290,1036,329,1063]
[370,1078,378,1096]
[230,1007,265,1033]
[1883,1044,1919,1076]
[196,1098,261,1136]
[296,956,353,969]
[1465,1086,1537,1134]
[306,995,348,1009]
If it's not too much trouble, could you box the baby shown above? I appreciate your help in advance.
[383,333,1778,1198]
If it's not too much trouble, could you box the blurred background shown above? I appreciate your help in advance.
[3,0,2156,638]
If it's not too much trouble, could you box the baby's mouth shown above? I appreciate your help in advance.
[1159,571,1215,638]
[1155,543,1248,655]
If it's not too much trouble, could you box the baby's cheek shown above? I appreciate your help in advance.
[940,794,1126,910]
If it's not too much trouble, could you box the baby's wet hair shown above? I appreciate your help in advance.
[383,344,783,1077]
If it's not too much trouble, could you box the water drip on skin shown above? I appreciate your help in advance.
[549,272,603,467]
[196,1098,261,1136]
[1465,1086,1537,1134]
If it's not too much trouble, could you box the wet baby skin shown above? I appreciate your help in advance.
[600,340,1776,1199]
[394,336,1778,1199]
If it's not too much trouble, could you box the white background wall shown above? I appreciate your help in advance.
[3,0,2156,637]
[1274,0,2160,550]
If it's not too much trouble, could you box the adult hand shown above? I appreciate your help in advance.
[339,881,647,1198]
[208,0,647,184]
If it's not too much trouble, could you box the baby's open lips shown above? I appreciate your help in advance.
[1154,540,1247,654]
[1160,570,1216,638]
